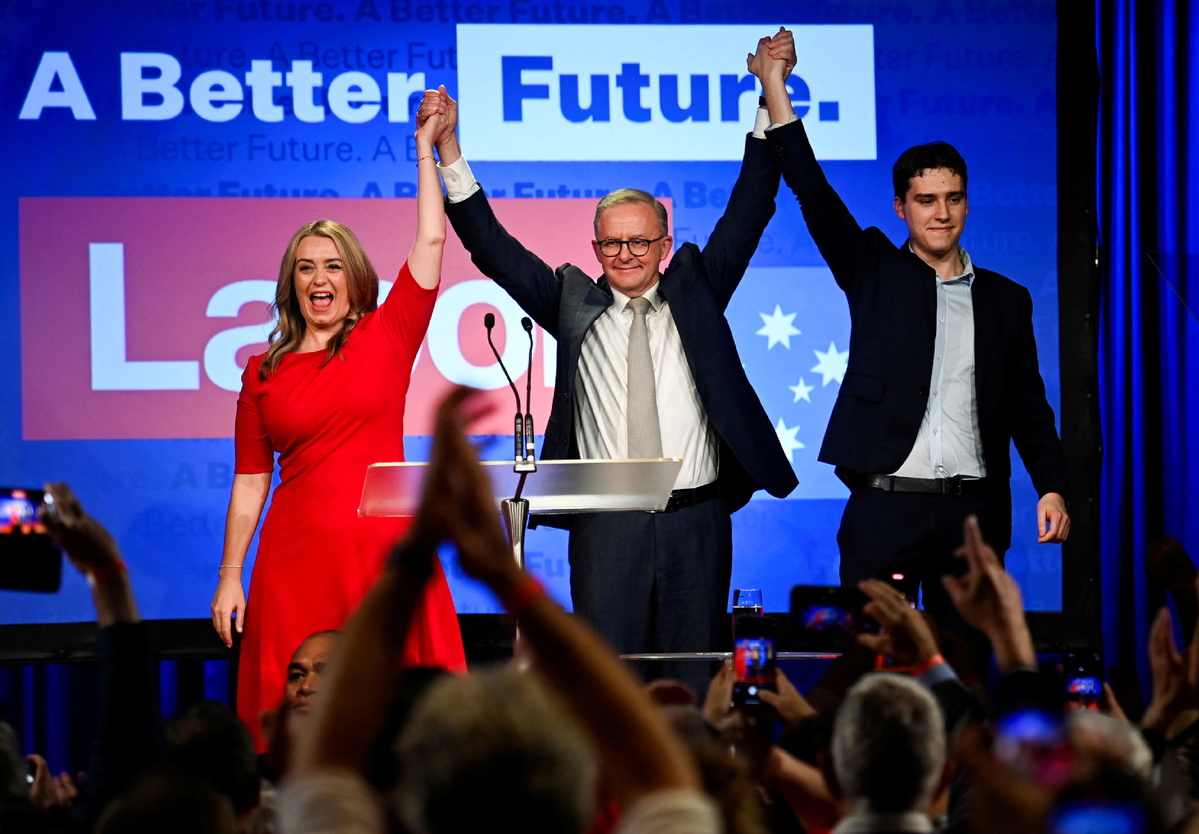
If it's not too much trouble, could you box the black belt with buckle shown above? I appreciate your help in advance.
[836,467,987,496]
[660,481,720,513]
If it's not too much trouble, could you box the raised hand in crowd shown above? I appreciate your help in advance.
[758,667,817,725]
[405,386,510,580]
[702,662,736,727]
[942,515,1035,671]
[703,658,813,728]
[1101,682,1130,722]
[1142,603,1199,738]
[857,579,940,668]
[39,482,139,627]
[26,753,79,810]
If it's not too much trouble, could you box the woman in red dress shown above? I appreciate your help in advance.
[210,99,464,748]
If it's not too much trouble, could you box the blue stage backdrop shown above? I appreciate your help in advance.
[1,0,1061,624]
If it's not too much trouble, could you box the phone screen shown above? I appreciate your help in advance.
[0,488,61,592]
[0,489,46,535]
[789,584,879,653]
[1063,651,1103,711]
[732,617,776,707]
[1048,800,1147,834]
[1065,676,1101,710]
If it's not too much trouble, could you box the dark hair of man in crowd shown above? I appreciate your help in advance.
[366,665,449,793]
[95,774,238,834]
[659,705,763,834]
[892,141,969,199]
[162,700,260,817]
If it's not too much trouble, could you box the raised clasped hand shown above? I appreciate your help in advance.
[747,26,795,81]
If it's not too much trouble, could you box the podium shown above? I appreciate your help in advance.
[358,458,682,568]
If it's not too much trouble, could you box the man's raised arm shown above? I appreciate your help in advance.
[417,86,563,331]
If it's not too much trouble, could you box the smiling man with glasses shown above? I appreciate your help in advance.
[414,31,800,692]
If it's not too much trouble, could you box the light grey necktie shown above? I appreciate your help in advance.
[626,296,662,458]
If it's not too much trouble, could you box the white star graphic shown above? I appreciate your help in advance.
[811,341,849,386]
[756,304,801,349]
[774,417,805,463]
[789,376,815,403]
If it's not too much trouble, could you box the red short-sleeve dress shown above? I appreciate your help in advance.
[234,262,464,748]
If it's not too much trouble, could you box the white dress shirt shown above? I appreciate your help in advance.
[891,247,986,480]
[575,282,716,489]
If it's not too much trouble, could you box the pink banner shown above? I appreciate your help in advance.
[20,197,614,440]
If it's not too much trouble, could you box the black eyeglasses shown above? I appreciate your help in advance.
[596,235,667,257]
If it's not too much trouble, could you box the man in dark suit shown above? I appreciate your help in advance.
[417,44,798,685]
[755,31,1069,633]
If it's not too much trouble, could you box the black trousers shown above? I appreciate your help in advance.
[568,495,731,694]
[837,484,1012,661]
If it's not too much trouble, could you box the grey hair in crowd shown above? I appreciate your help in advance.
[393,666,596,834]
[831,673,946,814]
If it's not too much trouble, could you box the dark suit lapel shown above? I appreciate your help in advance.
[556,263,611,373]
[901,240,939,337]
[970,271,998,406]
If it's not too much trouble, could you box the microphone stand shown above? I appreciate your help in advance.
[484,314,537,571]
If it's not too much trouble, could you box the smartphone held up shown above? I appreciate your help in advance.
[0,487,62,592]
[732,615,777,707]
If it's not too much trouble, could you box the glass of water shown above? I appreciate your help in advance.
[732,588,764,639]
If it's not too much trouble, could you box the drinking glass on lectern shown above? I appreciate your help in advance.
[732,588,764,638]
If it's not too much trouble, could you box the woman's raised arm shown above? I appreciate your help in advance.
[406,86,449,289]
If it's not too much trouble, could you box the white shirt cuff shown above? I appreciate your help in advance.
[766,113,800,131]
[752,104,770,139]
[438,154,481,203]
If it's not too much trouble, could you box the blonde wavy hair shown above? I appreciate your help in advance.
[260,220,380,379]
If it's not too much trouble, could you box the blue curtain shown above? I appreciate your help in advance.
[0,657,233,776]
[1098,0,1199,684]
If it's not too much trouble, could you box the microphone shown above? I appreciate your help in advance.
[483,313,523,464]
[521,317,536,463]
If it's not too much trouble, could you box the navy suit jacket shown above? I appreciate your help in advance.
[444,132,798,512]
[765,120,1066,501]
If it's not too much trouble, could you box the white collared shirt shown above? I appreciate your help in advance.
[575,282,716,489]
[891,247,986,479]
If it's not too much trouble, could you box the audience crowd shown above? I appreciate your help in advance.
[2,387,1194,834]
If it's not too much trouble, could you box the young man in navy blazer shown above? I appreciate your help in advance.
[757,28,1070,638]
